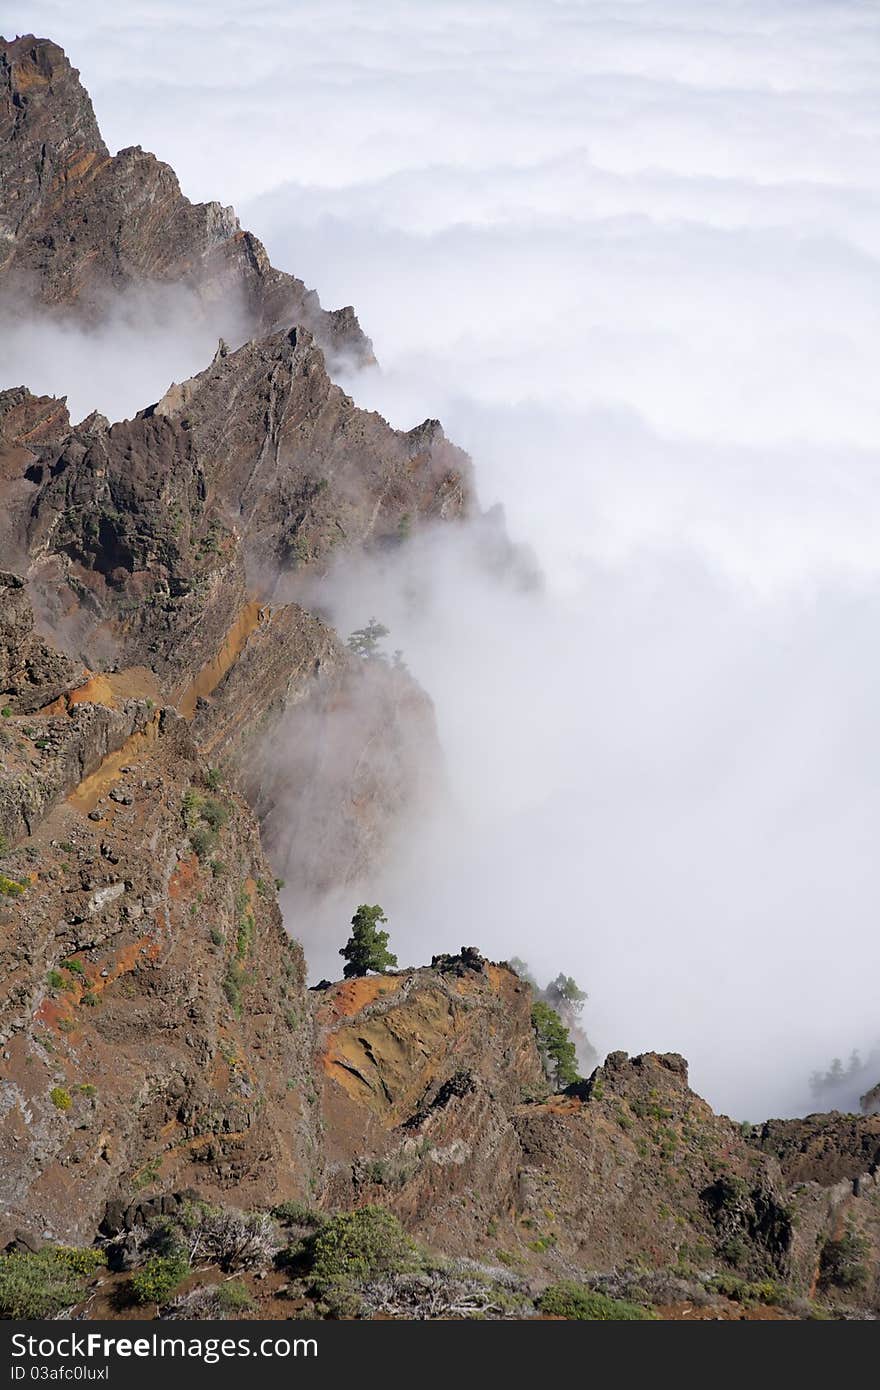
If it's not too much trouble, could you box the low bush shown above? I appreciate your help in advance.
[0,1247,104,1318]
[169,1204,277,1271]
[304,1207,415,1292]
[708,1273,787,1305]
[130,1252,189,1306]
[200,797,229,832]
[272,1201,326,1229]
[183,787,230,860]
[538,1281,655,1320]
[214,1280,254,1314]
[190,825,217,861]
[819,1230,870,1292]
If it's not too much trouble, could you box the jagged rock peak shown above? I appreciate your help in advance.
[0,34,374,368]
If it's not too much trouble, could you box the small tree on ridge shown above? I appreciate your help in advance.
[340,904,398,979]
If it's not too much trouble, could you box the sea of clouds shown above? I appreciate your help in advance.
[7,0,880,1117]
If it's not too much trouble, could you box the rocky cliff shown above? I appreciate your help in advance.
[0,36,372,368]
[310,953,880,1312]
[0,34,468,1256]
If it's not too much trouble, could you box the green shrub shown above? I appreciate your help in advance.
[236,913,254,960]
[130,1252,189,1306]
[47,969,64,990]
[709,1273,786,1305]
[62,959,85,976]
[214,1279,254,1313]
[0,874,25,897]
[0,707,11,718]
[0,1247,103,1318]
[272,1201,326,1229]
[819,1230,870,1291]
[528,1233,558,1253]
[181,789,204,828]
[53,1247,105,1277]
[184,788,229,859]
[50,1086,72,1111]
[538,1282,655,1320]
[201,797,229,832]
[190,825,218,861]
[222,961,254,1015]
[305,1207,414,1290]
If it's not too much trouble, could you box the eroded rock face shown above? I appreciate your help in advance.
[253,656,445,897]
[0,36,373,368]
[750,1112,880,1187]
[315,953,543,1252]
[2,331,469,699]
[0,571,83,713]
[312,973,880,1307]
[0,711,317,1248]
[0,33,465,1249]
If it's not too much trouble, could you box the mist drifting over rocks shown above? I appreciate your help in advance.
[7,0,880,1119]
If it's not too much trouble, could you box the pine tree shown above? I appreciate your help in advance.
[340,904,398,979]
[347,618,389,659]
[531,1000,580,1088]
[546,973,588,1016]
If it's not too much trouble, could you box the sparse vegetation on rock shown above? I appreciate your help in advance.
[130,1252,190,1306]
[0,1247,104,1319]
[818,1229,870,1292]
[538,1282,655,1320]
[347,618,389,659]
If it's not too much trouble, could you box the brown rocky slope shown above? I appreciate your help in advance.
[0,34,467,1259]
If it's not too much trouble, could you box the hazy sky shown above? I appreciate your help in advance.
[7,0,880,1117]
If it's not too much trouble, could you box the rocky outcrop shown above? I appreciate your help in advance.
[0,36,372,368]
[143,331,468,569]
[0,708,317,1248]
[750,1111,880,1187]
[315,951,543,1253]
[3,331,469,691]
[312,970,880,1310]
[0,694,155,847]
[862,1081,880,1116]
[511,1052,793,1280]
[0,571,83,712]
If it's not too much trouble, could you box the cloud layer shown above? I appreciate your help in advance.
[7,0,880,1117]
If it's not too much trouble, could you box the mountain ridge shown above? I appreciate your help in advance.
[0,35,877,1321]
